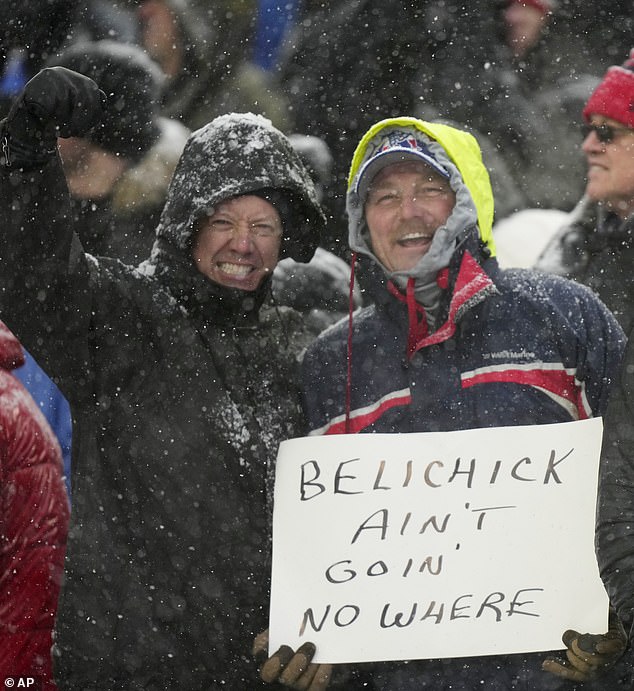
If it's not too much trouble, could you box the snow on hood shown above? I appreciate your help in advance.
[148,112,325,267]
[346,116,496,287]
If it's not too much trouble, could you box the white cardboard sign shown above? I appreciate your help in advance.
[269,418,608,663]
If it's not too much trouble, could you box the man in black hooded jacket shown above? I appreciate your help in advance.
[0,67,325,690]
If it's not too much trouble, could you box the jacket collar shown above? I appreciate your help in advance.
[385,236,498,358]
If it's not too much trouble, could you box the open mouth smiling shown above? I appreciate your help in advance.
[397,231,434,247]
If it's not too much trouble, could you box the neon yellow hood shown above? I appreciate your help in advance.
[347,116,496,256]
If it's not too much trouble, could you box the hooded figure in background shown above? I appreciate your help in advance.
[49,39,190,265]
[0,67,325,690]
[267,117,626,690]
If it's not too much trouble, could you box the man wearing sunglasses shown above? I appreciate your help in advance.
[536,47,634,688]
[582,46,634,691]
[537,48,634,333]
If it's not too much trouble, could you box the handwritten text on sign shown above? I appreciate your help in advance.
[269,419,608,663]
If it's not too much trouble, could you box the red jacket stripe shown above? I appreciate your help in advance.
[313,388,413,435]
[461,364,590,419]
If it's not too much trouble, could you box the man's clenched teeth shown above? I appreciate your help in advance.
[217,262,253,277]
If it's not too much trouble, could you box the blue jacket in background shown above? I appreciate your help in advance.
[15,349,72,496]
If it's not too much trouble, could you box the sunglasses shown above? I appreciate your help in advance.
[581,123,633,143]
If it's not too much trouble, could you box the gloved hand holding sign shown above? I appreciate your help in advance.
[542,609,627,682]
[253,629,333,690]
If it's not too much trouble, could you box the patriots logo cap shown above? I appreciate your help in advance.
[355,128,450,202]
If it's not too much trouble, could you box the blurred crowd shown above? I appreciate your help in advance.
[0,1,633,689]
[0,0,631,248]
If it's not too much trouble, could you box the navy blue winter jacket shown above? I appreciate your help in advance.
[303,116,624,437]
[303,238,623,436]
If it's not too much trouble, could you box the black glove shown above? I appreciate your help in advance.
[542,609,627,682]
[0,66,105,170]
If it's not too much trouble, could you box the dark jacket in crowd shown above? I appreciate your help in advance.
[0,111,325,690]
[536,200,634,334]
[596,328,634,689]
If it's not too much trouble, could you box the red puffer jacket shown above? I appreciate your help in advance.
[0,322,69,690]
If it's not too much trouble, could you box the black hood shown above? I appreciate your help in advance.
[139,112,325,321]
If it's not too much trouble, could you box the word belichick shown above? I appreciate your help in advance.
[299,447,574,501]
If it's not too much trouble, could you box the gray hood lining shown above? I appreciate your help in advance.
[347,131,479,290]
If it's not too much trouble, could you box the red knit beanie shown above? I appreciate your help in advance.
[583,48,634,128]
[507,0,554,15]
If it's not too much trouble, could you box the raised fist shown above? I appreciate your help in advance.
[1,66,105,169]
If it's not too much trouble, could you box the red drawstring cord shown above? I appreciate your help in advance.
[406,278,419,359]
[392,277,427,360]
[345,252,358,434]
